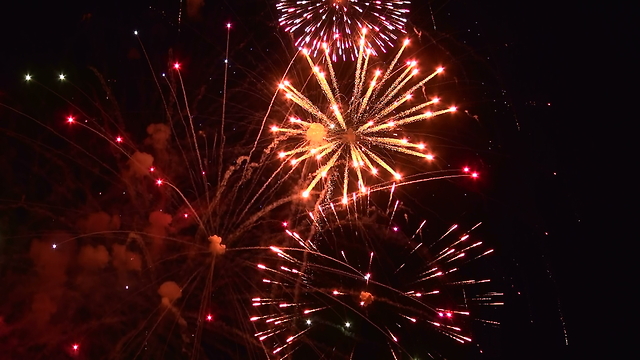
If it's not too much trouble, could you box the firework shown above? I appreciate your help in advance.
[251,196,500,359]
[0,23,304,360]
[276,0,410,61]
[273,33,458,203]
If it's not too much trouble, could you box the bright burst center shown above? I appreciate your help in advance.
[343,128,357,143]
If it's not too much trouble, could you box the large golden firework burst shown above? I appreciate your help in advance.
[272,30,457,203]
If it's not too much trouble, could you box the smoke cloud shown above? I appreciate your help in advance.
[145,123,171,150]
[146,211,172,238]
[360,291,374,307]
[208,235,226,255]
[126,151,154,177]
[30,292,58,325]
[77,212,120,233]
[112,244,142,272]
[78,245,109,270]
[158,281,181,307]
[27,234,73,326]
[187,0,205,19]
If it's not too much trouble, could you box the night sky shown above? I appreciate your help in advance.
[1,0,613,358]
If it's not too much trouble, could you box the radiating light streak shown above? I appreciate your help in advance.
[303,307,327,314]
[388,200,400,230]
[474,249,494,260]
[448,279,491,285]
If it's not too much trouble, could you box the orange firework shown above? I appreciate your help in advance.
[273,32,456,203]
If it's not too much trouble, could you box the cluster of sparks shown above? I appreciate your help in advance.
[277,0,410,61]
[273,31,457,203]
[251,196,500,359]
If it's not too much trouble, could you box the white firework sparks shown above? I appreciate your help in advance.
[277,0,410,61]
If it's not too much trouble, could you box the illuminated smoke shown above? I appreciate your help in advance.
[208,235,226,255]
[158,281,189,342]
[27,235,73,325]
[359,291,374,307]
[77,212,120,233]
[111,244,142,272]
[126,151,154,177]
[158,281,182,307]
[187,0,205,19]
[29,235,72,285]
[0,317,9,337]
[145,123,171,150]
[30,293,58,325]
[145,211,173,239]
[78,245,109,270]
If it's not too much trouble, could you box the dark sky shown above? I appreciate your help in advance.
[0,0,617,358]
